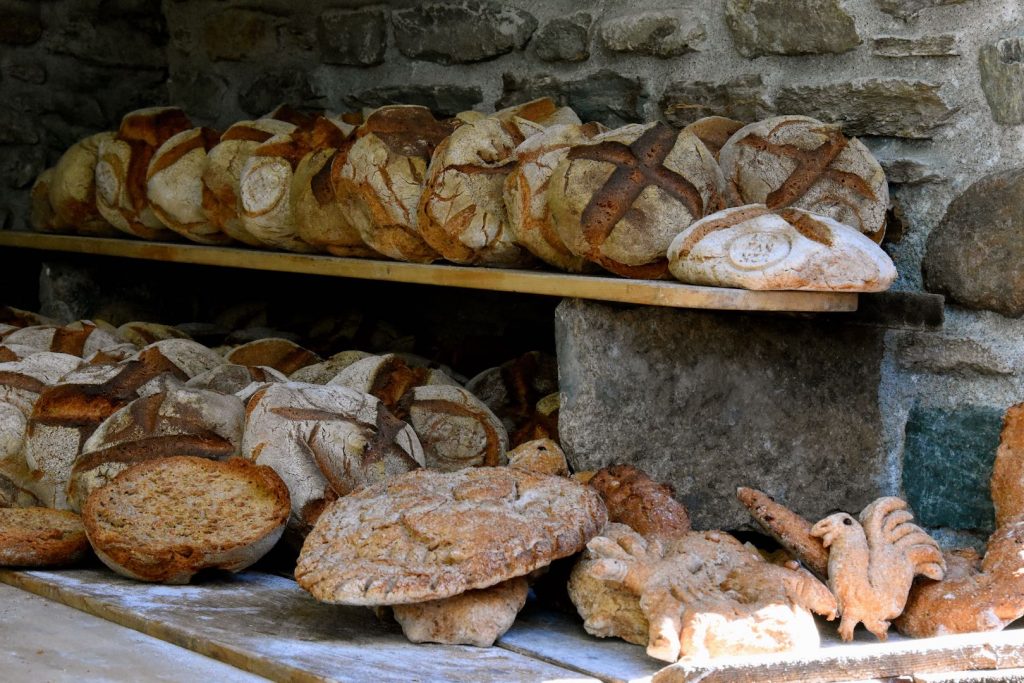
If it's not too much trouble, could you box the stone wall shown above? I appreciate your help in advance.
[2,0,1023,538]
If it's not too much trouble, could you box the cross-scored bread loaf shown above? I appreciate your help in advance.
[66,386,245,511]
[718,115,889,241]
[0,507,89,567]
[147,126,227,244]
[202,118,298,246]
[94,107,193,240]
[83,456,289,584]
[549,121,726,279]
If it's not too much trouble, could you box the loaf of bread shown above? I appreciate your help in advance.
[147,126,227,244]
[549,122,727,279]
[418,98,579,266]
[115,321,189,348]
[202,118,298,246]
[0,508,89,567]
[288,350,372,384]
[95,107,193,239]
[49,131,119,236]
[683,116,744,160]
[30,168,60,233]
[0,307,53,329]
[25,339,225,509]
[185,363,287,398]
[66,386,245,511]
[504,122,606,272]
[588,464,691,541]
[0,470,39,509]
[334,105,459,262]
[240,117,353,252]
[224,338,321,375]
[0,352,82,416]
[718,116,888,241]
[667,204,897,291]
[507,438,569,477]
[83,456,289,583]
[3,321,126,358]
[329,353,458,401]
[392,577,529,646]
[0,401,37,507]
[243,382,424,537]
[464,351,558,447]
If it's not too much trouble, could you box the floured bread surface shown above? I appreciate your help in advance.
[718,115,888,240]
[243,382,424,537]
[296,466,608,605]
[83,456,289,584]
[549,122,726,279]
[403,384,509,471]
[668,204,896,292]
[0,507,89,567]
[289,351,372,384]
[49,131,118,236]
[393,576,529,646]
[146,127,226,244]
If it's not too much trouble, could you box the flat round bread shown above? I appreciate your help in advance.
[0,507,89,567]
[296,466,607,605]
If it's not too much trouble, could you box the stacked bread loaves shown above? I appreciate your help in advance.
[32,105,895,292]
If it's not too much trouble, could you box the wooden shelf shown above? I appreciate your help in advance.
[0,231,859,313]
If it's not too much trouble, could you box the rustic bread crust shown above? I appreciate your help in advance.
[224,338,321,375]
[589,464,691,541]
[296,466,608,605]
[392,576,529,646]
[83,456,289,584]
[0,507,89,567]
[48,132,118,236]
[146,126,227,244]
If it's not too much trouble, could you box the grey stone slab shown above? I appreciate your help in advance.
[0,582,268,683]
[392,1,536,65]
[556,299,890,531]
[979,37,1024,125]
[725,0,860,57]
[0,569,595,683]
[599,10,706,58]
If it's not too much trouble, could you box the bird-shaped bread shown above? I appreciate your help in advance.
[810,497,945,641]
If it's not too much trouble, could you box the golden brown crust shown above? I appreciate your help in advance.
[507,438,569,476]
[392,576,529,646]
[296,466,608,605]
[589,465,690,541]
[225,339,321,375]
[82,456,289,584]
[682,116,744,160]
[0,507,89,567]
[736,486,829,579]
[992,403,1024,527]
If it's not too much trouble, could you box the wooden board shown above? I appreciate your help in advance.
[0,231,859,313]
[0,569,599,683]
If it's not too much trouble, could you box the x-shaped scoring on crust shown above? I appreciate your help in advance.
[568,123,705,250]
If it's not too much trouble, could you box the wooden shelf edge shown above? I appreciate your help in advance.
[0,231,860,313]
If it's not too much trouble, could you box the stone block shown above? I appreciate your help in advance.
[873,35,959,58]
[343,84,483,118]
[902,404,1001,531]
[5,61,46,85]
[0,144,45,190]
[660,75,771,127]
[0,105,39,145]
[497,70,646,128]
[923,167,1024,317]
[598,10,705,58]
[238,69,324,118]
[979,37,1024,125]
[393,1,536,65]
[534,13,591,63]
[876,0,969,19]
[725,0,859,58]
[849,291,945,329]
[38,261,101,324]
[317,8,388,67]
[0,1,42,46]
[555,299,889,530]
[48,19,166,69]
[202,8,277,63]
[776,79,955,138]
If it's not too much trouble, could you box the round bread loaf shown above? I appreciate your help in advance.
[0,351,82,416]
[186,363,287,398]
[335,105,458,263]
[504,122,606,272]
[0,343,42,363]
[67,386,245,511]
[147,126,227,244]
[667,204,896,292]
[83,456,289,584]
[549,121,726,279]
[49,131,119,236]
[0,471,39,509]
[4,321,125,358]
[507,438,569,477]
[465,351,558,447]
[115,321,189,348]
[296,466,608,605]
[392,577,529,646]
[329,353,458,399]
[30,168,59,233]
[682,116,744,160]
[418,98,579,267]
[202,118,298,246]
[0,307,53,328]
[243,382,425,537]
[289,350,372,384]
[240,117,352,253]
[94,107,193,240]
[718,116,888,241]
[0,507,89,567]
[224,338,321,375]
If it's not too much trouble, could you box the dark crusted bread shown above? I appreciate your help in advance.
[0,507,89,567]
[83,456,289,584]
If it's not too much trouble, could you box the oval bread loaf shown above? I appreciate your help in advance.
[48,132,119,236]
[0,507,89,567]
[83,456,290,584]
[147,126,227,244]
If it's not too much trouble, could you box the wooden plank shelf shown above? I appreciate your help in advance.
[0,231,859,313]
[3,568,1023,683]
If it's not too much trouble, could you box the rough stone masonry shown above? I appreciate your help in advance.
[2,0,1024,539]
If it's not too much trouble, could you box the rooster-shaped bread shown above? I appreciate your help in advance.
[810,497,945,641]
